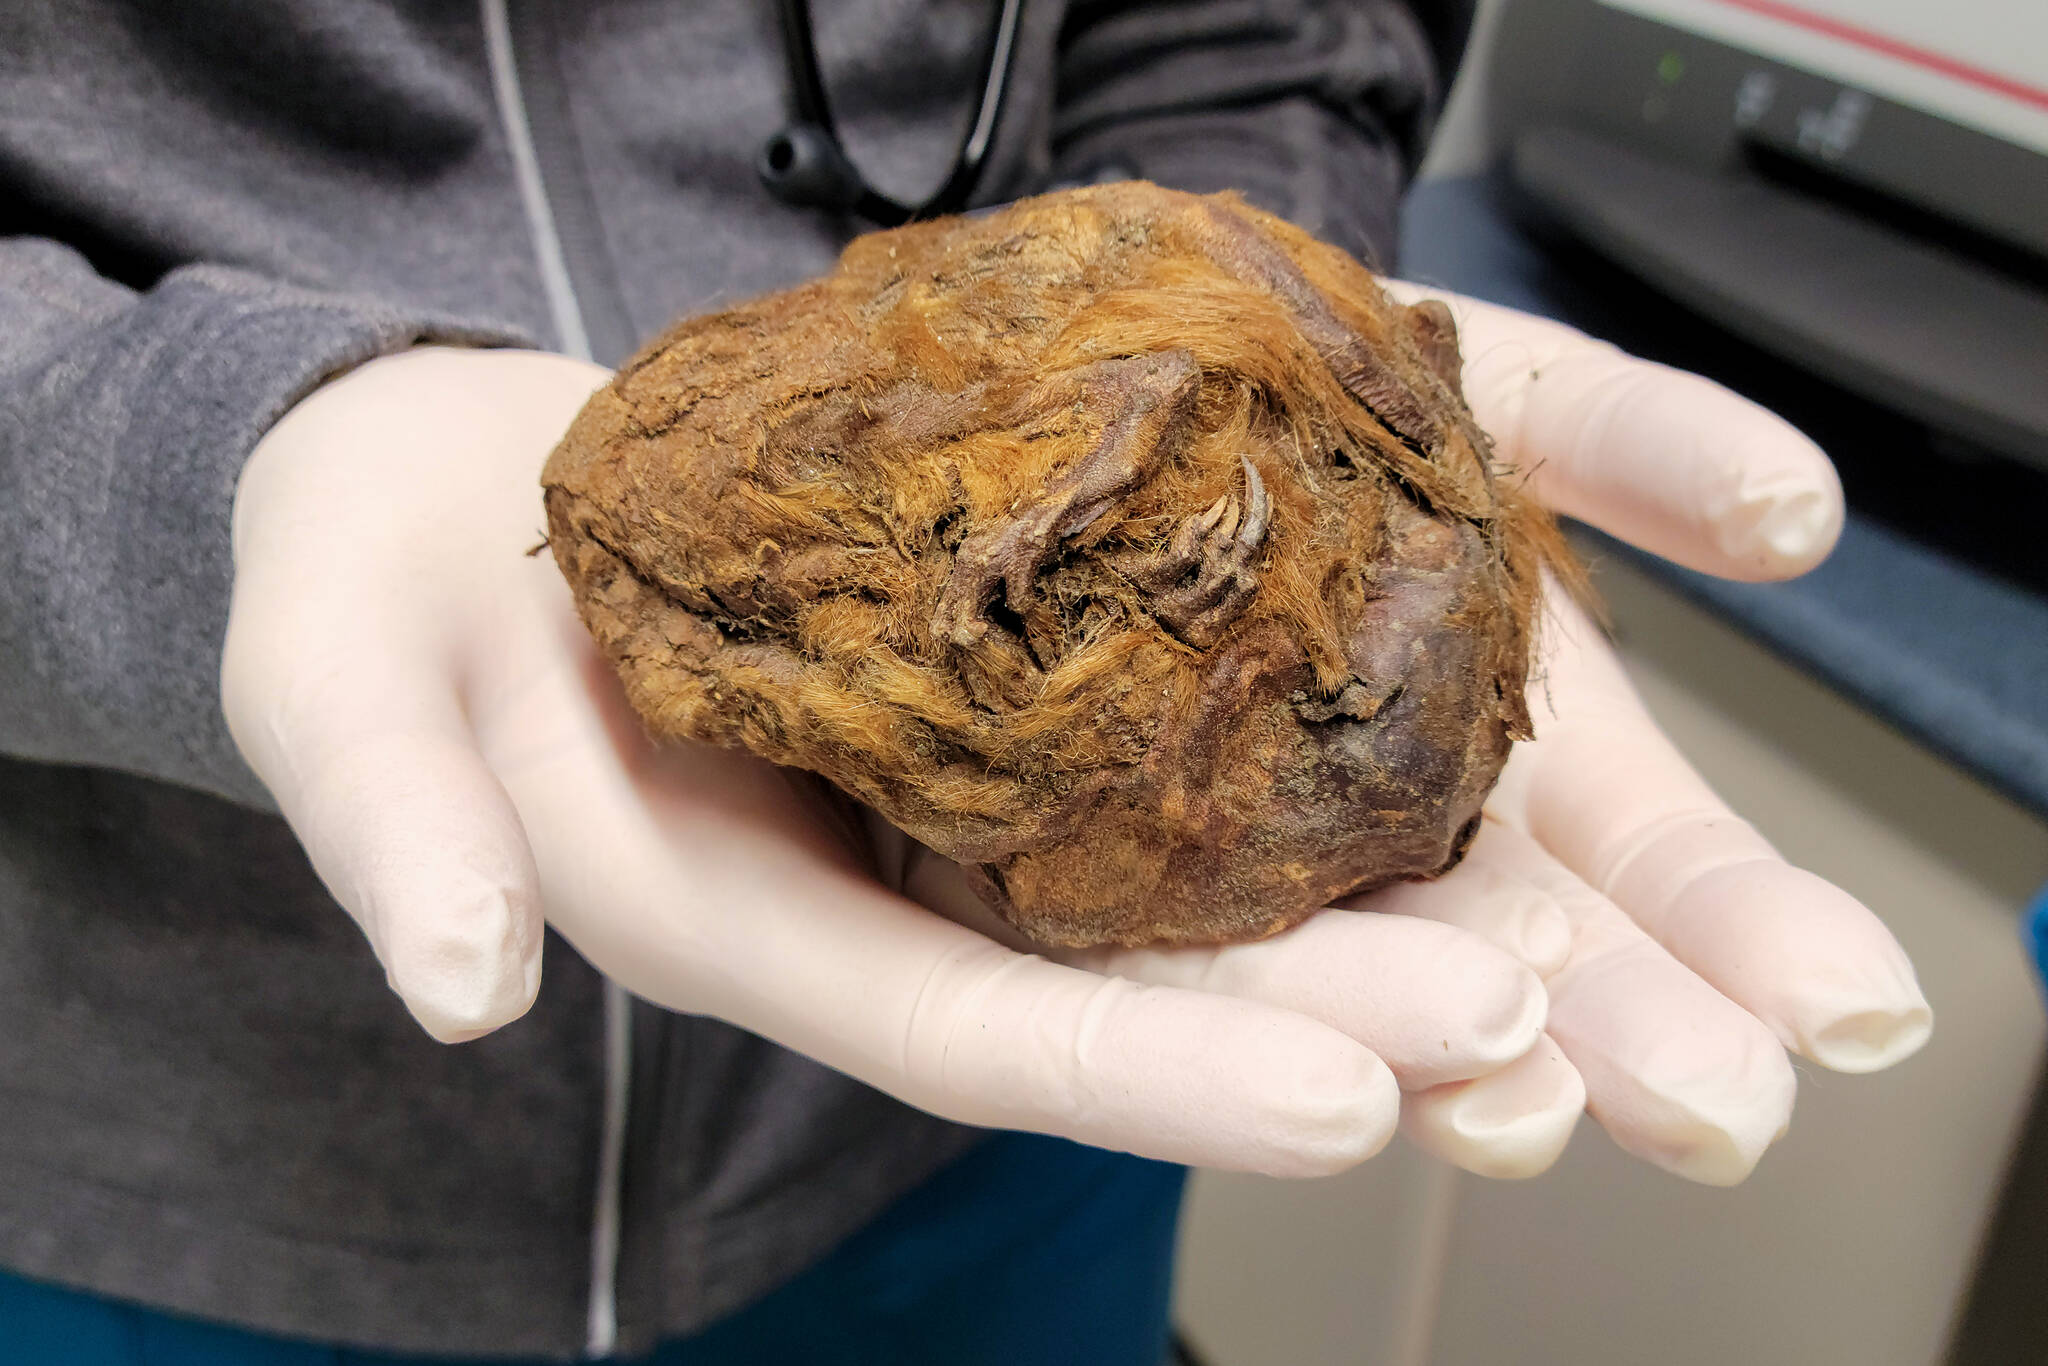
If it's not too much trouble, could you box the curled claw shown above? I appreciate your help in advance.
[1215,495,1242,540]
[1237,453,1270,550]
[1119,455,1272,649]
[931,350,1201,678]
[1166,494,1229,564]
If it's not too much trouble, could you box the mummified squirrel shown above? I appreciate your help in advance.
[542,182,1564,948]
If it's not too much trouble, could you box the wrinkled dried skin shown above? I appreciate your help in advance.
[543,182,1559,947]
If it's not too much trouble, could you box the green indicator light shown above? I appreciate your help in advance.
[1658,50,1686,84]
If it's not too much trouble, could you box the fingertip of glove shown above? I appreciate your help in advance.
[1464,962,1551,1076]
[1410,1092,1584,1181]
[1712,482,1843,579]
[1615,1054,1796,1187]
[398,957,542,1043]
[1650,1107,1791,1187]
[1256,1046,1402,1177]
[1801,999,1934,1074]
[1661,863,1934,1077]
[382,887,545,1043]
[1404,1034,1585,1178]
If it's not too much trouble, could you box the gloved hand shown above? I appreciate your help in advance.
[1352,285,1932,1183]
[896,285,1931,1184]
[221,285,1928,1182]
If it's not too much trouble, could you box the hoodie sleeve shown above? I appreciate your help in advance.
[0,236,530,808]
[1050,0,1466,269]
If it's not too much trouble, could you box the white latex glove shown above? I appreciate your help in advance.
[1343,285,1933,1184]
[222,280,1932,1185]
[223,346,1553,1178]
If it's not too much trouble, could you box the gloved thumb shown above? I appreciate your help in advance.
[223,640,545,1043]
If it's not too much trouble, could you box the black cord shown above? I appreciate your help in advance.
[761,0,1025,224]
[772,0,834,129]
[918,0,1025,218]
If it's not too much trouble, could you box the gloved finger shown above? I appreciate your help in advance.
[217,350,605,1045]
[1339,826,1588,1178]
[1498,591,1933,1074]
[1467,819,1797,1186]
[1074,912,1547,1091]
[220,625,545,1043]
[906,847,1547,1092]
[506,727,1400,1177]
[1381,281,1843,581]
[1402,1034,1584,1180]
[1333,841,1575,979]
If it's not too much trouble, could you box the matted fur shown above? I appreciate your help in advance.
[543,183,1563,947]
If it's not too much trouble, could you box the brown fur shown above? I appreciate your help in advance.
[542,183,1568,947]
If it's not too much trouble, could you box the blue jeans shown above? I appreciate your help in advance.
[0,1133,1187,1366]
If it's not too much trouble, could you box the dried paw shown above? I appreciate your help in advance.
[1121,454,1270,648]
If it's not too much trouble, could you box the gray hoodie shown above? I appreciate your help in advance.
[0,1,1455,1357]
